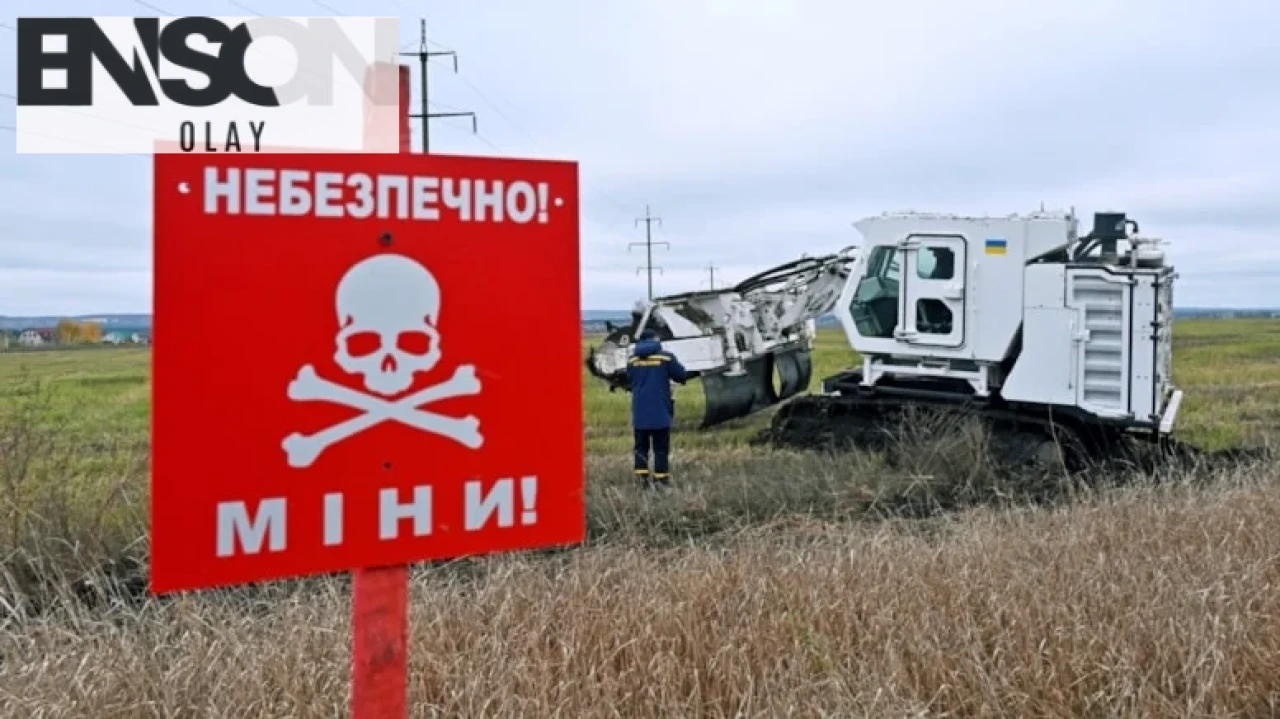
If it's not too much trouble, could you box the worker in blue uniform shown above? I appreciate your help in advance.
[626,329,688,488]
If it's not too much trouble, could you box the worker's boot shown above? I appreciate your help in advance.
[634,468,652,489]
[653,472,672,489]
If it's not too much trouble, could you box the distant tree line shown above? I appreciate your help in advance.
[55,319,103,344]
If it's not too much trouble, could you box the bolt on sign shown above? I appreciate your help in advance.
[150,151,584,594]
[13,15,401,154]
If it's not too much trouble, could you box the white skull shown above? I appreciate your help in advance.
[333,253,443,396]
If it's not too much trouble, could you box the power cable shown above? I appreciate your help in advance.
[133,0,173,16]
[385,14,636,217]
[399,18,476,154]
[0,123,150,156]
[226,0,262,16]
[6,1,641,247]
[0,91,185,140]
[442,65,635,219]
[412,19,641,235]
[311,0,345,16]
[631,205,668,301]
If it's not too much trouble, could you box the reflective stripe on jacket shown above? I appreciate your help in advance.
[626,339,688,429]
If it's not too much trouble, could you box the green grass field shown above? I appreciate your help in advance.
[2,318,1279,715]
[5,318,1275,466]
[591,318,1280,453]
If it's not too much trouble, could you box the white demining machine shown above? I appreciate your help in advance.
[586,247,860,427]
[588,209,1187,468]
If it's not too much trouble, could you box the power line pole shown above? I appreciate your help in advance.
[630,204,668,301]
[399,19,477,153]
[705,261,720,290]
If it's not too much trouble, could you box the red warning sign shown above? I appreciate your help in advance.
[150,151,584,594]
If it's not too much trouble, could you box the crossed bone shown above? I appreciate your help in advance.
[282,363,483,468]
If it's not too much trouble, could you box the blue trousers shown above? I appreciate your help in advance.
[633,427,671,481]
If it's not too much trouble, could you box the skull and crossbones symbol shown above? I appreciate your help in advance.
[281,253,483,469]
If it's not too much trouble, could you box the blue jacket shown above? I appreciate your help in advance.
[626,339,688,430]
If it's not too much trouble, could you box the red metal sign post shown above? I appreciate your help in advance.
[150,61,584,719]
[352,562,410,716]
[351,61,413,719]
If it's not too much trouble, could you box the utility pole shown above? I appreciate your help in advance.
[630,204,668,301]
[705,261,720,290]
[399,19,477,153]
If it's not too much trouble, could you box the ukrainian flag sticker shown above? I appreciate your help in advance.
[985,238,1008,255]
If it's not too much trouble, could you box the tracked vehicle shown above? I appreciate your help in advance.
[588,208,1185,468]
[769,208,1183,468]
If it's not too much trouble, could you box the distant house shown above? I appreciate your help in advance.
[17,328,54,346]
[131,332,152,345]
[102,332,127,344]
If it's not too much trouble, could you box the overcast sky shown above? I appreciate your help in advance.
[2,0,1278,315]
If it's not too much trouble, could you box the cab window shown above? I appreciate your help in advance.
[848,245,900,338]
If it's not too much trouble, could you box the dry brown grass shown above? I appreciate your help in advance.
[3,322,1280,716]
[3,462,1280,717]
